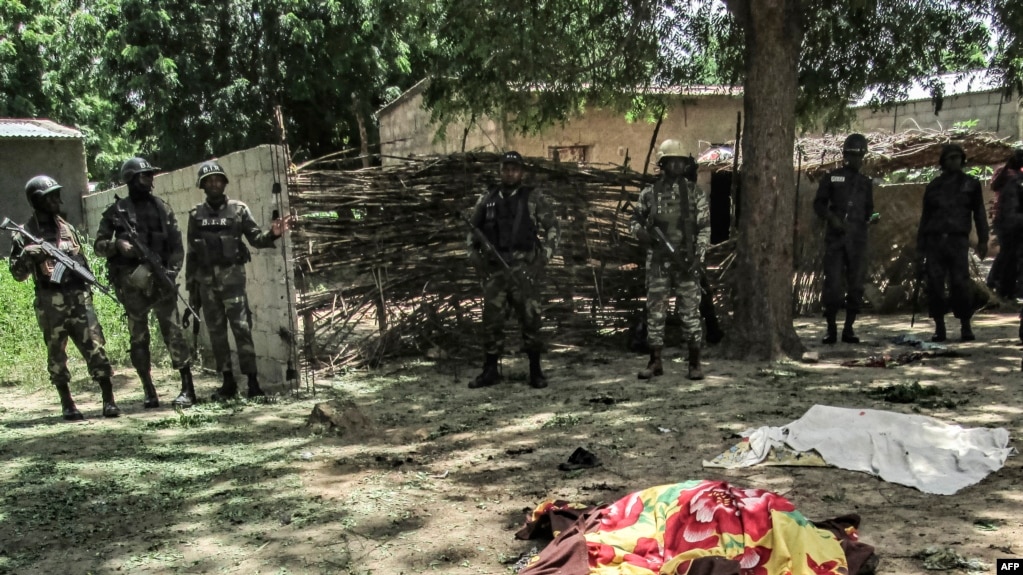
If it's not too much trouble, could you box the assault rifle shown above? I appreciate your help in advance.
[627,202,705,294]
[457,210,536,284]
[109,196,199,322]
[1,217,115,299]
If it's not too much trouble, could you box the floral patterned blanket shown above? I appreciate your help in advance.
[517,480,877,575]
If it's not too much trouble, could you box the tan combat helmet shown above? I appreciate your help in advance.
[657,139,686,164]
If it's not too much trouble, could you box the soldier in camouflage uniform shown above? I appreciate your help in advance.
[185,161,291,400]
[467,151,560,389]
[8,176,120,420]
[632,139,710,381]
[95,157,195,408]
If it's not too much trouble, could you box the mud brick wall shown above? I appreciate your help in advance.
[82,145,298,386]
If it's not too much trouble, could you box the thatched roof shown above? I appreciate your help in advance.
[706,129,1021,178]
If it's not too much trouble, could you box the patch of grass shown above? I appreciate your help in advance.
[0,241,164,389]
[541,413,582,428]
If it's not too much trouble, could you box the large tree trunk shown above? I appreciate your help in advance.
[724,0,805,360]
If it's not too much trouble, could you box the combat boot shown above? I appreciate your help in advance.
[960,318,976,342]
[246,373,266,399]
[687,342,704,380]
[211,371,238,401]
[931,317,947,342]
[527,351,548,389]
[140,371,159,408]
[98,377,120,418]
[822,311,838,344]
[171,367,197,408]
[469,354,501,388]
[54,381,84,421]
[841,312,860,344]
[637,346,664,379]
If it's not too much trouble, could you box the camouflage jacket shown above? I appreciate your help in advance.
[632,178,710,265]
[467,185,560,266]
[9,215,93,291]
[184,198,278,286]
[95,194,184,277]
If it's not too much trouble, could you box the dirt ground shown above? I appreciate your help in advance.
[0,312,1020,575]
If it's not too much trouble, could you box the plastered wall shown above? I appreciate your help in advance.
[82,145,298,386]
[852,91,1019,140]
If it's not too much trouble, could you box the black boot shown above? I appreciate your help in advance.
[527,351,548,389]
[931,316,947,342]
[140,371,159,408]
[55,381,84,421]
[98,377,120,418]
[211,371,238,401]
[469,354,501,388]
[841,312,860,343]
[687,342,704,380]
[246,373,266,399]
[637,346,664,379]
[960,318,976,341]
[823,311,838,344]
[172,367,197,408]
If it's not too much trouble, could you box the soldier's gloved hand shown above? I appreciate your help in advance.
[826,213,846,233]
[166,269,179,283]
[635,227,652,244]
[20,244,47,261]
[115,238,135,257]
[976,242,989,260]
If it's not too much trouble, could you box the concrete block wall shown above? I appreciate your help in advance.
[378,92,506,163]
[82,145,298,386]
[853,91,1019,140]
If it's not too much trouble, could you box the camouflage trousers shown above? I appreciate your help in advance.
[481,264,544,355]
[33,288,113,385]
[195,278,258,375]
[645,263,702,347]
[112,279,191,373]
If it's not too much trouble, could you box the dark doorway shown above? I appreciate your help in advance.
[709,171,735,245]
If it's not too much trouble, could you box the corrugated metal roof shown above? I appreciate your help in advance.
[0,119,83,139]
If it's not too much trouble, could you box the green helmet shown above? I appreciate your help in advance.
[657,139,686,163]
[842,133,868,155]
[120,157,160,183]
[196,161,229,187]
[24,175,62,205]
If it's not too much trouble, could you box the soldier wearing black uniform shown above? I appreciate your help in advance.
[916,144,989,342]
[813,134,874,344]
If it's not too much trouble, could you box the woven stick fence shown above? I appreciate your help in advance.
[290,152,736,371]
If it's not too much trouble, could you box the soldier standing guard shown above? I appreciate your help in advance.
[185,161,291,400]
[467,151,560,389]
[8,176,120,420]
[632,139,710,381]
[95,157,195,408]
[812,133,875,344]
[916,144,989,342]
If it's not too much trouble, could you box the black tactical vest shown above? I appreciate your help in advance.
[476,186,539,257]
[190,201,251,267]
[107,196,172,267]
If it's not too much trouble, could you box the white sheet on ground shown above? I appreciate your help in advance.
[729,405,1013,495]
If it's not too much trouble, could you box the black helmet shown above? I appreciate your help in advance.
[842,133,868,155]
[196,161,229,187]
[1006,148,1023,171]
[24,175,62,205]
[500,151,524,165]
[940,143,967,167]
[120,157,160,183]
